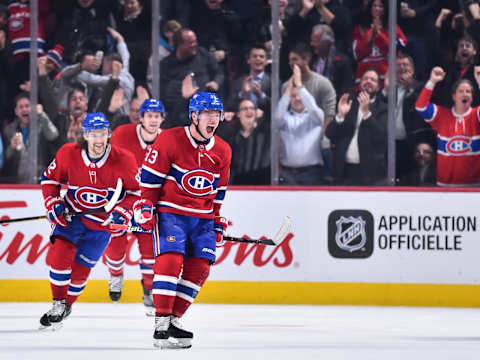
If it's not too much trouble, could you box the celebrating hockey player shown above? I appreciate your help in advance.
[133,92,232,349]
[39,112,139,329]
[104,98,165,315]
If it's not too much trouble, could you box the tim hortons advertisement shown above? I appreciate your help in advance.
[0,188,299,281]
[2,188,480,284]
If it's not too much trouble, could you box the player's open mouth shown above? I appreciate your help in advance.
[206,126,215,134]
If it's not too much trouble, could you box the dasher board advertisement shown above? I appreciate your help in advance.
[1,187,480,284]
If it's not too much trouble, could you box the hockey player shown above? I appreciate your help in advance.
[133,92,232,349]
[415,66,480,186]
[104,98,165,315]
[39,112,139,329]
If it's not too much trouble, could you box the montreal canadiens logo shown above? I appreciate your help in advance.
[9,19,24,32]
[75,187,109,209]
[446,136,471,154]
[181,169,215,196]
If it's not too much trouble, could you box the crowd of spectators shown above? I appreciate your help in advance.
[0,0,479,187]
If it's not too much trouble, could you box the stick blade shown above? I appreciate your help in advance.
[271,216,292,245]
[105,178,123,213]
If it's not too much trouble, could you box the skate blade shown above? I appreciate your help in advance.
[175,338,192,348]
[153,338,192,349]
[145,306,155,317]
[39,321,64,331]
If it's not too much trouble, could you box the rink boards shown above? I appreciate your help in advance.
[2,185,480,306]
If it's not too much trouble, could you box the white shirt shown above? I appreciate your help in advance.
[335,100,373,164]
[275,87,325,167]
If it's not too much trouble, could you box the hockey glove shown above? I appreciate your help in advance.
[214,216,228,247]
[102,205,133,228]
[133,199,154,230]
[45,196,68,227]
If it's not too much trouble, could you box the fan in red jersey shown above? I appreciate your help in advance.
[39,113,139,330]
[415,66,480,186]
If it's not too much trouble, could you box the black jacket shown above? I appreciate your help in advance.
[326,95,388,185]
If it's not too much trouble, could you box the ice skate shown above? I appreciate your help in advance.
[142,288,155,317]
[39,299,67,330]
[108,274,124,302]
[168,316,193,348]
[153,316,171,349]
[64,304,72,319]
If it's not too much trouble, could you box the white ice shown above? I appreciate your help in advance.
[1,303,480,360]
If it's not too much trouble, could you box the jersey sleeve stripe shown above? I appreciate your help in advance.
[141,165,166,187]
[416,103,436,122]
[41,179,61,185]
[214,189,226,201]
[139,182,163,188]
[142,164,167,178]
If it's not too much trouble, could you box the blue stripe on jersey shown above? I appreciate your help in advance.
[12,40,45,54]
[176,283,199,299]
[168,166,183,184]
[153,281,178,291]
[49,271,71,281]
[416,103,436,121]
[214,188,226,201]
[438,137,480,155]
[140,166,166,186]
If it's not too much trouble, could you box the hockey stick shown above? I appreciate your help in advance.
[0,178,123,225]
[222,216,292,246]
[109,216,292,246]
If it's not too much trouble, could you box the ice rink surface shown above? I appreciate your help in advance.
[1,303,480,360]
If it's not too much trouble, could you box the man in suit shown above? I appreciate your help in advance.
[326,68,388,185]
[310,23,354,98]
[380,53,432,183]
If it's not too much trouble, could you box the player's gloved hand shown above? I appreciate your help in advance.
[102,205,133,228]
[133,199,154,230]
[45,196,68,227]
[214,216,228,247]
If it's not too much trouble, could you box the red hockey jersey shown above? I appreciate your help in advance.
[139,126,232,219]
[41,142,139,230]
[415,86,480,186]
[352,24,406,88]
[111,123,161,166]
[8,1,47,59]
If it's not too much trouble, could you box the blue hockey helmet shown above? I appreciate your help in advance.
[188,92,224,121]
[140,98,165,117]
[82,112,110,133]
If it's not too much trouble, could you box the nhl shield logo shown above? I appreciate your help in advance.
[328,210,374,259]
[335,216,366,252]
